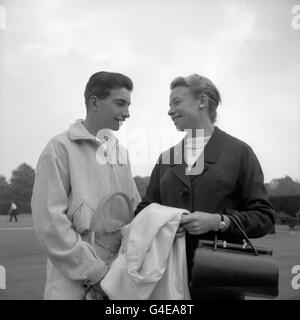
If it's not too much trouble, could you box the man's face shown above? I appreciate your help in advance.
[168,86,200,131]
[95,87,131,131]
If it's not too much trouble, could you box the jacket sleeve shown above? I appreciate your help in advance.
[128,157,142,212]
[134,157,162,216]
[31,141,108,285]
[222,145,275,241]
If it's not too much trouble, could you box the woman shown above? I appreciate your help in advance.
[134,74,275,300]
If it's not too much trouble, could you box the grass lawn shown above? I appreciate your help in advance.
[0,214,299,300]
[248,226,300,300]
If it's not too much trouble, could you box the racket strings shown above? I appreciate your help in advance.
[89,193,133,254]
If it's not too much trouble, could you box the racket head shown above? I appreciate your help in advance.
[99,192,133,233]
[89,192,133,262]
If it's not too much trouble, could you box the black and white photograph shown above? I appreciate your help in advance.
[0,0,299,304]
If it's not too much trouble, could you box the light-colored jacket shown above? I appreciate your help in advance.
[101,203,191,300]
[31,120,141,300]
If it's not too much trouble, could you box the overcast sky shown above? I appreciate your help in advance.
[0,0,299,183]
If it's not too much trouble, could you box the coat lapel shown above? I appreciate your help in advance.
[189,127,227,182]
[167,127,227,186]
[168,141,191,189]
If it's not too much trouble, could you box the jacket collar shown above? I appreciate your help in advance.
[169,126,228,186]
[69,119,96,141]
[201,126,227,165]
[68,119,118,150]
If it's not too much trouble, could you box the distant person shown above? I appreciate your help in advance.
[8,202,18,222]
[135,74,275,300]
[31,71,141,300]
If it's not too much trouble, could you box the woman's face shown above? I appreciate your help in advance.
[168,86,202,131]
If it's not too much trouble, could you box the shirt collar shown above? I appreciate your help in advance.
[185,135,211,149]
[170,126,227,166]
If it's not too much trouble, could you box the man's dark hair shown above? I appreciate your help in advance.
[84,71,133,107]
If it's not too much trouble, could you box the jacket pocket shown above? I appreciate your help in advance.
[70,200,96,236]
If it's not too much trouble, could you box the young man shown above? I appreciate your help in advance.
[31,71,141,300]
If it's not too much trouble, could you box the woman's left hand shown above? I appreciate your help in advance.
[180,211,219,235]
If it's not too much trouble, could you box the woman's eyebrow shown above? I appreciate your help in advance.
[170,97,182,103]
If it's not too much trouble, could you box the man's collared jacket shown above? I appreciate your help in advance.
[31,120,141,299]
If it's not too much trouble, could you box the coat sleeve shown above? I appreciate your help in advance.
[31,141,108,285]
[127,157,142,212]
[222,145,275,241]
[134,157,162,216]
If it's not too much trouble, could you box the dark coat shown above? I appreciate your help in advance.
[135,126,275,281]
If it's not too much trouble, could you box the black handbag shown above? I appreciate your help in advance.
[191,215,279,298]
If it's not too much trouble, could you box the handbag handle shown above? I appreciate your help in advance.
[214,215,258,256]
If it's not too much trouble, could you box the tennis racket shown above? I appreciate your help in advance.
[87,192,134,264]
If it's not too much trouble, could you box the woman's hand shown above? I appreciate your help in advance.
[175,225,186,239]
[180,211,220,235]
[175,211,190,239]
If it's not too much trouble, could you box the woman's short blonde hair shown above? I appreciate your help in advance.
[170,74,221,123]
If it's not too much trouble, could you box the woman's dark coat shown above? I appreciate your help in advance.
[134,126,275,282]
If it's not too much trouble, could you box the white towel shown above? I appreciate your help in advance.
[100,203,191,300]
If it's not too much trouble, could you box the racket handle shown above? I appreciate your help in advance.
[90,232,95,246]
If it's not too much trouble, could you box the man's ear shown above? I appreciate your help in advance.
[88,95,99,110]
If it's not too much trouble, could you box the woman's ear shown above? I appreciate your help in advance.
[199,95,208,109]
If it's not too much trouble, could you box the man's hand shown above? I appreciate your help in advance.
[180,211,220,235]
[83,266,110,300]
[87,280,109,300]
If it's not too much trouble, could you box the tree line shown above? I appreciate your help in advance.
[0,163,300,218]
[0,163,35,214]
[0,163,151,215]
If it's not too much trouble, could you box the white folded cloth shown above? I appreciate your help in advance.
[101,203,191,300]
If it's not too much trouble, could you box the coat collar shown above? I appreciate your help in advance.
[69,119,98,141]
[168,126,228,186]
[201,126,227,164]
[68,119,118,152]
